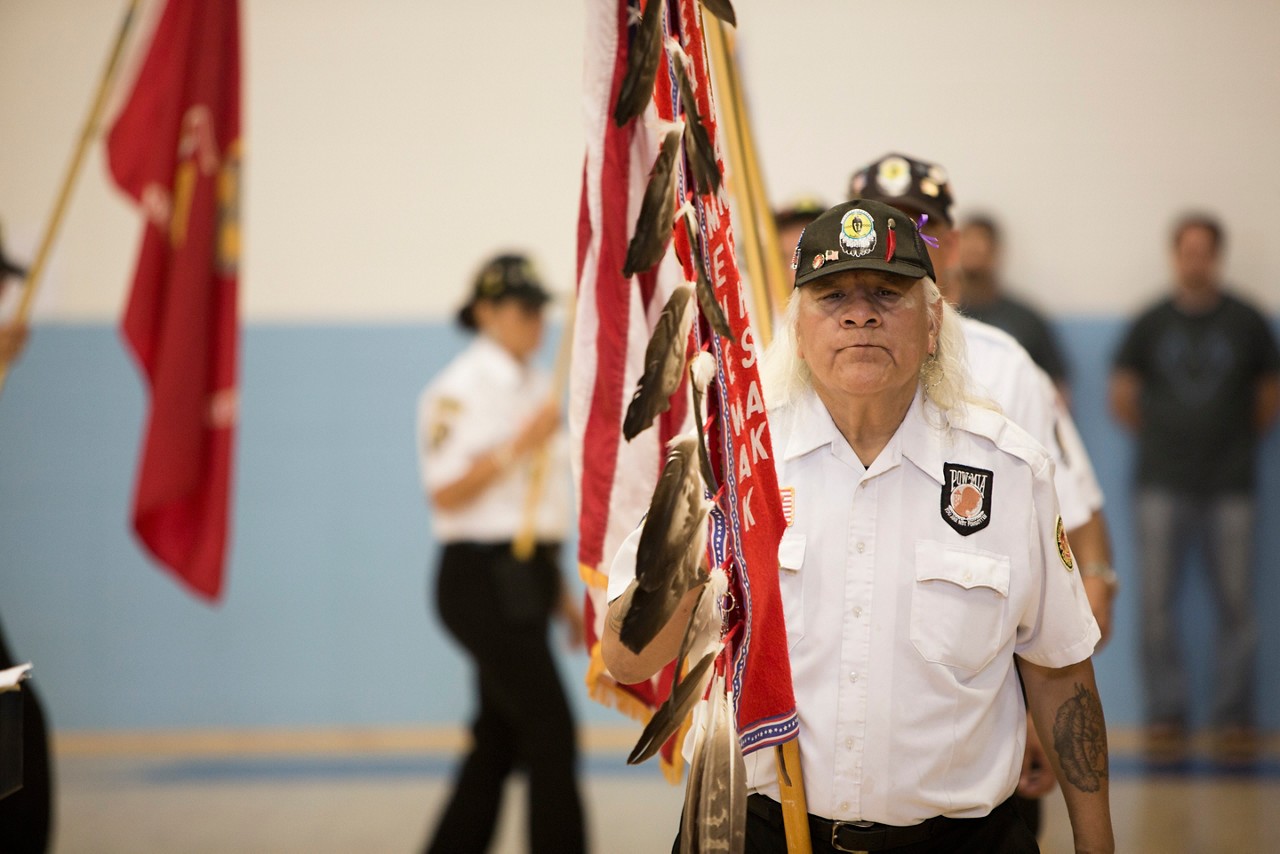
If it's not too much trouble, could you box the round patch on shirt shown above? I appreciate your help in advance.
[1056,516,1075,571]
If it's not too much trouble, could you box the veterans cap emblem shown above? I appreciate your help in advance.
[941,462,993,536]
[839,208,877,258]
[1056,516,1075,570]
[877,155,912,196]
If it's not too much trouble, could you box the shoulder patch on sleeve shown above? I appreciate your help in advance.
[1056,515,1075,571]
[429,396,464,450]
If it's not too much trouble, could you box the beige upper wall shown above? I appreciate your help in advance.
[0,0,1276,322]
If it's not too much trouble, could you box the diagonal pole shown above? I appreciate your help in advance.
[0,0,143,399]
[512,296,577,563]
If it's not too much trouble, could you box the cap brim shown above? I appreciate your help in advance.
[795,258,931,289]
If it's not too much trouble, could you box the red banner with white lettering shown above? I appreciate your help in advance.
[659,0,794,752]
[107,0,241,600]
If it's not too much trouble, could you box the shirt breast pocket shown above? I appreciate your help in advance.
[910,540,1011,672]
[777,532,806,651]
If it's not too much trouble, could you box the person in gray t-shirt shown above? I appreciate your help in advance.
[1110,212,1280,759]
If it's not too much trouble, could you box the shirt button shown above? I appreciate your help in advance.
[845,737,854,749]
[849,672,858,683]
[856,541,865,553]
[840,801,850,812]
[853,606,862,618]
[963,571,973,582]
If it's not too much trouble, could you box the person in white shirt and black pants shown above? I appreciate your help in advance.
[604,202,1113,853]
[417,254,585,854]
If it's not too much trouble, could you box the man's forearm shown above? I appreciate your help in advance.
[1021,657,1115,854]
[600,582,700,685]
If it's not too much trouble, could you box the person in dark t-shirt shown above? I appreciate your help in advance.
[957,214,1069,390]
[1110,213,1280,760]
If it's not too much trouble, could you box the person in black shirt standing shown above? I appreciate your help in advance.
[957,214,1069,393]
[1110,213,1280,760]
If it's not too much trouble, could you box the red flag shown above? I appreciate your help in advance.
[660,0,794,754]
[574,0,796,776]
[107,0,241,601]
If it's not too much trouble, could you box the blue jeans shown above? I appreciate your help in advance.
[1136,489,1257,728]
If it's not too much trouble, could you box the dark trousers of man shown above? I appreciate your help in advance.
[0,618,53,854]
[424,542,585,854]
[674,794,1038,854]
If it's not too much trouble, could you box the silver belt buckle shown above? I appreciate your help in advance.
[830,819,876,854]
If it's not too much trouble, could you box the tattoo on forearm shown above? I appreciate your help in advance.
[1052,683,1109,793]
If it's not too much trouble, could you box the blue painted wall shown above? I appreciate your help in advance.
[0,319,1276,732]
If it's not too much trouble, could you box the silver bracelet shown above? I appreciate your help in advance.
[1080,562,1119,592]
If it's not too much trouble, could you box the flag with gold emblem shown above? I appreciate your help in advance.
[107,0,242,600]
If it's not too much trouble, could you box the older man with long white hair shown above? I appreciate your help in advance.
[605,199,1113,853]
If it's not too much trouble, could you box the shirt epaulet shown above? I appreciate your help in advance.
[952,405,1052,475]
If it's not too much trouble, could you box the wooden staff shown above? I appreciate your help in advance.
[702,16,774,349]
[0,0,142,398]
[704,15,813,854]
[512,296,577,562]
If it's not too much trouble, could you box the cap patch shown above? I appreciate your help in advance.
[839,208,877,258]
[877,156,912,196]
[941,462,993,536]
[1056,516,1075,571]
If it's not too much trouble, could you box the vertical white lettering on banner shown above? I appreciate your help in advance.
[750,421,769,464]
[741,486,756,531]
[740,326,757,369]
[745,380,765,420]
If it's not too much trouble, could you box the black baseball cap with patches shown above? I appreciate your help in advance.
[847,153,954,228]
[792,199,936,289]
[458,253,551,329]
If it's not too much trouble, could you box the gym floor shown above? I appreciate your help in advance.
[48,727,1280,853]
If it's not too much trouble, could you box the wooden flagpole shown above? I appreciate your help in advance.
[703,15,813,854]
[0,0,142,399]
[512,297,577,562]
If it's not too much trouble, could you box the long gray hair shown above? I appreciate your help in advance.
[760,277,983,420]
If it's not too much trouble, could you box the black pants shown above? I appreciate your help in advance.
[0,616,53,854]
[424,542,585,854]
[675,795,1038,854]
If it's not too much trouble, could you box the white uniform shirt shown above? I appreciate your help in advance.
[962,317,1103,530]
[610,389,1099,826]
[417,334,570,543]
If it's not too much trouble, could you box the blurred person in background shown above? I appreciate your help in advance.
[849,153,1119,838]
[1110,213,1280,761]
[957,214,1069,395]
[416,253,586,853]
[774,197,828,266]
[0,224,52,854]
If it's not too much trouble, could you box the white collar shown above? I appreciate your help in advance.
[469,333,528,387]
[781,387,946,484]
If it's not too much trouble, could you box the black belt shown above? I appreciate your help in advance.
[747,793,1004,852]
